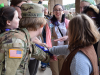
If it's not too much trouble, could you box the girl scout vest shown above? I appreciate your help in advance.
[60,45,99,75]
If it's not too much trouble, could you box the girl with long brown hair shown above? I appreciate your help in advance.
[49,14,100,75]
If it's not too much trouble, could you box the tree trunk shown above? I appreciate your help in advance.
[75,0,80,14]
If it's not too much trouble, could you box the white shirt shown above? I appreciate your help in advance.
[55,21,67,46]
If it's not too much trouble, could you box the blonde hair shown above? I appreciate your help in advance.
[19,17,46,31]
[68,14,100,51]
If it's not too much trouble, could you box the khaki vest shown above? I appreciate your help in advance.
[60,45,99,75]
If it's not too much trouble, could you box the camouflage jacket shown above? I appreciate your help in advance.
[0,28,50,75]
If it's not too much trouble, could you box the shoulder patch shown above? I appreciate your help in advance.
[9,49,23,58]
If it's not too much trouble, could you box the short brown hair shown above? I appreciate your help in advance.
[68,14,100,51]
[10,0,27,6]
[19,17,46,31]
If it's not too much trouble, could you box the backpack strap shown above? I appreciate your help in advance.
[20,28,32,53]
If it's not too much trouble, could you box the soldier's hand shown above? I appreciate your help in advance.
[39,43,49,48]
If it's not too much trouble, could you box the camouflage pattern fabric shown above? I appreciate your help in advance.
[21,3,44,17]
[31,43,50,63]
[81,0,96,5]
[0,28,50,75]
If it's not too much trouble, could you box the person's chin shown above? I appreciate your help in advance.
[56,17,60,19]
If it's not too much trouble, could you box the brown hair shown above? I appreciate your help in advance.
[10,0,27,6]
[19,17,46,31]
[0,6,15,30]
[68,14,100,51]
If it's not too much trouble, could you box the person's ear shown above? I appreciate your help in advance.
[6,20,11,26]
[40,24,44,28]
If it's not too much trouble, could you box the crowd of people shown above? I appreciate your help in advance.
[0,0,100,75]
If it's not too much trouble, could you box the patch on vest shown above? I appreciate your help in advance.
[9,49,23,58]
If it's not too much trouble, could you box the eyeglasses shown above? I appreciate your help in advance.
[53,9,63,12]
[15,6,21,9]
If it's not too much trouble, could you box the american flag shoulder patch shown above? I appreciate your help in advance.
[9,49,23,58]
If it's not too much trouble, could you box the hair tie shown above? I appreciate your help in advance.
[89,5,99,14]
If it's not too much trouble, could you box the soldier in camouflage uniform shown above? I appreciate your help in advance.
[0,3,50,75]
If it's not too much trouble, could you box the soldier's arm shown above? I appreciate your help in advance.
[2,38,25,75]
[32,37,42,45]
[31,43,50,63]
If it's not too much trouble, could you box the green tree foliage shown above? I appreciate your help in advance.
[43,3,75,10]
[43,4,48,8]
[63,3,75,10]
